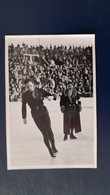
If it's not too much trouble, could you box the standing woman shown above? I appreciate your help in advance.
[60,83,82,141]
[22,78,58,157]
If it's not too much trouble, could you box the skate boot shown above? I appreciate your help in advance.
[49,148,56,157]
[52,146,58,153]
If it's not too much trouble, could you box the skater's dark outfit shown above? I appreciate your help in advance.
[22,80,58,157]
[60,85,82,141]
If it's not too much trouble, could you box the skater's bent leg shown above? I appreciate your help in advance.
[42,132,56,157]
[45,113,58,153]
[33,115,56,157]
[47,129,58,153]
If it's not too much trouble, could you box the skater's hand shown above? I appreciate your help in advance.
[23,118,27,124]
[47,96,53,101]
[53,93,59,100]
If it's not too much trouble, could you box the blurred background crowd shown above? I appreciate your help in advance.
[8,43,93,101]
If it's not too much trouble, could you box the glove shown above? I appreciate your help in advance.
[60,106,65,113]
[77,105,82,112]
[77,101,82,112]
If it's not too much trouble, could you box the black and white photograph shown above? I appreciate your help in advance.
[5,34,97,170]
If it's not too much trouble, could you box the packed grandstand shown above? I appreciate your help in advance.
[8,43,93,101]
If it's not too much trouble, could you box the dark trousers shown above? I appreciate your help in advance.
[31,106,56,151]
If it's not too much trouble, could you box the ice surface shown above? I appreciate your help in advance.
[7,98,97,169]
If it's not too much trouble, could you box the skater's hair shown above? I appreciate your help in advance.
[24,78,34,85]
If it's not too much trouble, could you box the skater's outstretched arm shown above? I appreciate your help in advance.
[42,89,58,100]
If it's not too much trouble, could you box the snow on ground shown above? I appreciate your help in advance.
[7,98,97,169]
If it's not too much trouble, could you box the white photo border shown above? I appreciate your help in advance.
[5,34,97,170]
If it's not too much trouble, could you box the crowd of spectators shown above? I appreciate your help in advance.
[8,43,93,102]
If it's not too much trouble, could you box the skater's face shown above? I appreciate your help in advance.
[26,81,34,92]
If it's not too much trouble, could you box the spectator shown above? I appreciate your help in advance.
[60,83,82,141]
[8,44,93,101]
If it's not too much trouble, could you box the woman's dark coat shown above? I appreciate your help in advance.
[60,92,82,135]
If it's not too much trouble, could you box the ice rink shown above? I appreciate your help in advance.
[7,97,97,169]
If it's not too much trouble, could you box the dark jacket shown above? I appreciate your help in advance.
[22,88,52,119]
